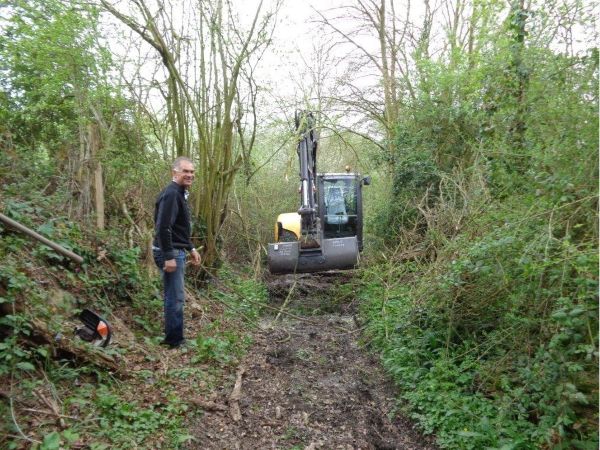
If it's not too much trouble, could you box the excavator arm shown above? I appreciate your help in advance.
[295,111,320,248]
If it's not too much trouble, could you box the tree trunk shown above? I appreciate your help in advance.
[508,0,529,155]
[101,0,274,271]
[89,123,105,230]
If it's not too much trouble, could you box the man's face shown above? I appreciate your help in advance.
[172,161,195,188]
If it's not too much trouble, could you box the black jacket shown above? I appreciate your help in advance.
[153,182,193,259]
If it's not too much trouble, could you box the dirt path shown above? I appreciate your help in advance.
[187,274,437,450]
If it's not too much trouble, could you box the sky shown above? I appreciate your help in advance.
[96,0,597,137]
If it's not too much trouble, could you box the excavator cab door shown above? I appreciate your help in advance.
[318,174,364,251]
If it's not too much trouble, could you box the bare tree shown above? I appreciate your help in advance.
[314,0,418,158]
[100,0,280,269]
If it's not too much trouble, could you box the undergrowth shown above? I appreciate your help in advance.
[0,169,267,448]
[358,194,598,449]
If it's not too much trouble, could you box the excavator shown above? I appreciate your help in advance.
[268,111,370,274]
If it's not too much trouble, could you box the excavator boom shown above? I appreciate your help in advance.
[295,112,320,247]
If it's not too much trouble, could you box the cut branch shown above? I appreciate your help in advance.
[228,366,246,422]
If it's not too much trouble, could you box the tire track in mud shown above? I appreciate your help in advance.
[188,273,437,450]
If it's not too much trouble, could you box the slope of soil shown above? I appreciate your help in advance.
[186,273,437,450]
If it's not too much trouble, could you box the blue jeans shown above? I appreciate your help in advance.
[153,248,186,345]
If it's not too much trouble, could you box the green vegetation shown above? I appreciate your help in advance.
[359,2,598,448]
[0,193,263,448]
[359,231,597,448]
[0,0,597,448]
[0,148,266,447]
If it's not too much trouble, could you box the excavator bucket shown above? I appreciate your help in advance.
[268,236,358,274]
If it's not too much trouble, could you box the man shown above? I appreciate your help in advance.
[152,156,201,348]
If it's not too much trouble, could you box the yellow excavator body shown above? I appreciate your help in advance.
[275,212,301,242]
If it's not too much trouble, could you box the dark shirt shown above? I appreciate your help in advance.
[153,182,193,260]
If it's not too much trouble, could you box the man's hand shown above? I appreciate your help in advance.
[190,248,201,266]
[164,258,177,273]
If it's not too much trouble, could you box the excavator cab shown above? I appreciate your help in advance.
[319,174,367,250]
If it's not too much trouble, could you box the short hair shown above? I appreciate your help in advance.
[172,156,194,171]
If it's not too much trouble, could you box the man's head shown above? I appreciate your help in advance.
[172,156,195,188]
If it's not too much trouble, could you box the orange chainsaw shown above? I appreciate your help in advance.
[74,309,111,347]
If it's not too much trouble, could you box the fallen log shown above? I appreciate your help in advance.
[0,213,84,264]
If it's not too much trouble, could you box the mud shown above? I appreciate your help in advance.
[187,273,437,450]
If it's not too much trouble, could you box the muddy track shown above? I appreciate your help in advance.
[188,273,437,450]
